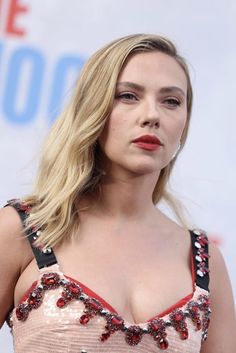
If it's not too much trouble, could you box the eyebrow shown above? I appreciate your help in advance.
[116,81,186,97]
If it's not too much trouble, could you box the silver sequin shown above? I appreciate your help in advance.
[42,248,52,254]
[194,241,201,249]
[197,270,204,277]
[195,255,202,262]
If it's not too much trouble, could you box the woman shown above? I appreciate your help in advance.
[0,34,235,352]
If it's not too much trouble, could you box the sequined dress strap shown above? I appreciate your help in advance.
[190,229,210,291]
[5,199,58,270]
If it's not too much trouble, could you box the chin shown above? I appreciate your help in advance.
[126,162,162,176]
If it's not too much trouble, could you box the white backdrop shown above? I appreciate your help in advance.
[0,0,235,351]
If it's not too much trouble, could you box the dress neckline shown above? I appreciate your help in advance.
[15,253,196,326]
[64,273,196,325]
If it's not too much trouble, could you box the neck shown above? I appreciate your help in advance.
[81,170,161,222]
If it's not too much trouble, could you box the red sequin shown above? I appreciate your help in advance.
[180,329,189,340]
[100,314,124,342]
[111,315,124,326]
[84,298,102,314]
[63,282,82,300]
[159,338,169,350]
[148,318,168,349]
[149,318,166,332]
[56,297,67,308]
[67,283,81,296]
[79,314,91,325]
[125,326,143,346]
[15,304,30,321]
[198,295,210,310]
[78,298,102,326]
[170,310,189,340]
[100,332,111,341]
[188,302,202,330]
[27,289,43,309]
[41,273,60,289]
[107,315,124,331]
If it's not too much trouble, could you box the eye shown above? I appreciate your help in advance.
[116,92,138,102]
[163,98,181,108]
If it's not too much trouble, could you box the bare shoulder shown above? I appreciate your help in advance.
[200,241,236,353]
[208,241,230,285]
[0,205,22,235]
[0,206,33,328]
[208,241,234,297]
[0,205,33,262]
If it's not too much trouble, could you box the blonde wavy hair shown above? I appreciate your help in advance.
[25,33,193,248]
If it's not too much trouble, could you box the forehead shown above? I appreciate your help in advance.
[118,51,187,91]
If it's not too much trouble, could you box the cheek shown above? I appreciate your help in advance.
[101,114,127,143]
[179,114,188,137]
[98,117,124,155]
[169,114,187,143]
[178,119,187,139]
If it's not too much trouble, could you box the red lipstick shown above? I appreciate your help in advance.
[132,135,163,151]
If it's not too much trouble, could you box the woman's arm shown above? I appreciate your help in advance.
[200,241,236,353]
[0,206,32,328]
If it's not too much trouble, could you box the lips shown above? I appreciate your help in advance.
[132,135,163,151]
[132,135,163,145]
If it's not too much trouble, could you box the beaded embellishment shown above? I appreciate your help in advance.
[13,271,211,348]
[7,198,31,214]
[192,229,210,278]
[6,199,211,347]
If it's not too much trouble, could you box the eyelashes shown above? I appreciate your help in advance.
[163,98,181,107]
[115,92,138,101]
[115,92,182,108]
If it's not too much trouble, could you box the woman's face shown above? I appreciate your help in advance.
[99,51,188,178]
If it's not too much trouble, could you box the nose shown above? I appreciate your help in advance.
[140,100,160,128]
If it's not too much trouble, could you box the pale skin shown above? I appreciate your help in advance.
[0,52,235,352]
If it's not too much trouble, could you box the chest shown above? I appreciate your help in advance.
[15,229,193,324]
